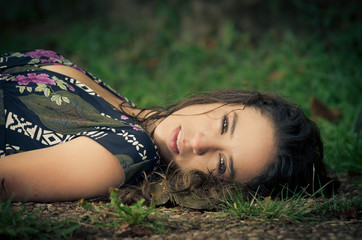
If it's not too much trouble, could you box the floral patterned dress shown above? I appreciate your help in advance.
[0,49,160,185]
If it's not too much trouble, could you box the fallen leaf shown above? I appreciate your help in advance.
[131,227,152,235]
[171,192,215,210]
[205,38,217,49]
[146,58,160,68]
[310,97,343,123]
[267,70,284,82]
[339,208,357,219]
[119,223,130,230]
[150,180,170,206]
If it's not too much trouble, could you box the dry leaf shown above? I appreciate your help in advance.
[146,58,160,68]
[119,223,130,230]
[171,192,215,210]
[338,208,357,219]
[310,97,343,123]
[205,38,217,49]
[150,180,170,206]
[131,227,152,235]
[267,70,283,82]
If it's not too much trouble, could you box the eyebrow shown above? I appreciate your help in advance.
[229,112,238,179]
[229,156,235,179]
[230,112,238,137]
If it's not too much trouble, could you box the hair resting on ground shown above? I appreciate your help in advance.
[118,89,340,208]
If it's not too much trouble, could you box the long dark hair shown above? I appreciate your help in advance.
[118,89,339,206]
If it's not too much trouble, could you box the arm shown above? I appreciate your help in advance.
[0,137,124,202]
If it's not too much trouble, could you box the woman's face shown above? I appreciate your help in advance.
[153,103,276,183]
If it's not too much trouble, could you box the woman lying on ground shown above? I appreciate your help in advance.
[0,50,339,207]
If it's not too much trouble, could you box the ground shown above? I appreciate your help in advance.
[10,173,361,239]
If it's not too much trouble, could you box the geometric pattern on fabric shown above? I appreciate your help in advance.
[5,110,68,145]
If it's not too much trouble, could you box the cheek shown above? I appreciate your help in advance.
[233,153,274,183]
[176,155,215,173]
[194,155,216,173]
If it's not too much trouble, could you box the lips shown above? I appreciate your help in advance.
[169,126,181,155]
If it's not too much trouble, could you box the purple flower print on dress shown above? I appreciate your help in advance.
[67,85,75,91]
[24,49,62,60]
[117,93,125,99]
[12,73,56,85]
[130,124,142,131]
[0,73,11,80]
[121,115,129,120]
[41,59,60,64]
[71,65,87,74]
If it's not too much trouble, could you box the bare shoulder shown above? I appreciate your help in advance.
[0,137,124,202]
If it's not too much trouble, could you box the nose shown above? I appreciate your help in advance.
[190,132,219,155]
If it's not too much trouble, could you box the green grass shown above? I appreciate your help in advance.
[0,197,79,239]
[222,185,361,222]
[78,188,165,233]
[0,189,165,239]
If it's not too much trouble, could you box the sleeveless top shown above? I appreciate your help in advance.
[0,49,160,185]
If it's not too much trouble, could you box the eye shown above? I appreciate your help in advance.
[218,154,226,175]
[221,115,228,135]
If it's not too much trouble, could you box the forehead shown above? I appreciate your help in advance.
[225,106,276,183]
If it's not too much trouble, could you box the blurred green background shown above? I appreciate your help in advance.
[1,0,361,172]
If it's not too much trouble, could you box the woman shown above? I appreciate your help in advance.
[0,50,338,205]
